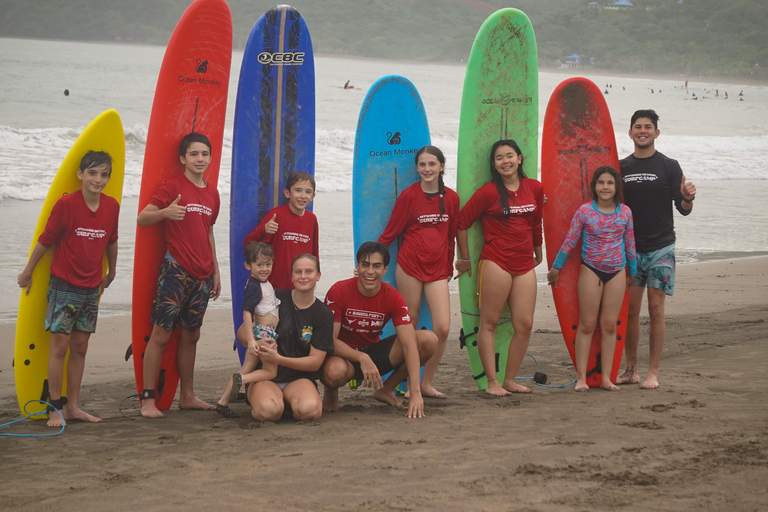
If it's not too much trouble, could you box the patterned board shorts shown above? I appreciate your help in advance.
[631,243,676,296]
[252,323,278,341]
[151,257,212,331]
[45,276,101,335]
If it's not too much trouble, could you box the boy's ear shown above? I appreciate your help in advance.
[283,188,290,199]
[244,261,251,270]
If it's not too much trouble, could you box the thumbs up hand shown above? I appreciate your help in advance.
[681,175,696,202]
[165,194,186,221]
[265,213,279,234]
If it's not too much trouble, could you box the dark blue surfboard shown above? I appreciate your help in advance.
[230,5,315,363]
[352,75,431,390]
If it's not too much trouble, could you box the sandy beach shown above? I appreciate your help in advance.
[1,256,766,511]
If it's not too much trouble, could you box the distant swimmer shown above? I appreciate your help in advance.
[739,89,744,96]
[344,80,350,90]
[604,89,609,95]
[63,89,70,96]
[725,91,728,99]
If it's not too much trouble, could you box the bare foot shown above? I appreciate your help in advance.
[420,384,446,399]
[47,413,66,428]
[574,380,590,392]
[63,406,102,423]
[373,388,406,409]
[640,376,660,389]
[322,387,339,412]
[178,396,213,410]
[485,382,512,397]
[615,368,640,385]
[601,382,621,391]
[502,382,532,394]
[141,400,165,419]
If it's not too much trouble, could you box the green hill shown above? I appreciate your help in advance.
[1,0,765,79]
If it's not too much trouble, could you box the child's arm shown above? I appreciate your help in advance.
[208,227,221,300]
[17,242,49,295]
[241,360,278,385]
[243,211,277,245]
[137,194,185,226]
[101,242,118,294]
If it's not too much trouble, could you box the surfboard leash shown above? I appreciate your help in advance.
[0,400,66,437]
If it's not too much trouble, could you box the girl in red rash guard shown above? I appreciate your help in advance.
[378,146,459,398]
[455,139,543,396]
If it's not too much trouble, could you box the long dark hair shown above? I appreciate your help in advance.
[414,145,447,215]
[591,165,623,205]
[489,139,526,216]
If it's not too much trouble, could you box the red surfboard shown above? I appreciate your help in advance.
[131,0,232,409]
[541,77,628,387]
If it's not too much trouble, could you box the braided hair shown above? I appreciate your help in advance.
[414,145,447,215]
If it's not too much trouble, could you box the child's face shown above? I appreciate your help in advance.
[245,255,273,282]
[180,142,212,177]
[416,152,443,186]
[594,172,617,203]
[77,163,111,195]
[283,180,315,214]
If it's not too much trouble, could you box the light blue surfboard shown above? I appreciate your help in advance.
[230,5,315,363]
[352,75,431,391]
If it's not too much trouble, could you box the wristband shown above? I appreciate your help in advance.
[682,196,695,203]
[458,258,470,262]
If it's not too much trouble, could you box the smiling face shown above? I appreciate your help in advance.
[594,171,617,204]
[416,151,444,187]
[629,117,659,151]
[291,256,321,292]
[179,141,212,179]
[356,252,387,297]
[283,180,316,215]
[493,144,522,181]
[245,255,274,282]
[77,163,111,196]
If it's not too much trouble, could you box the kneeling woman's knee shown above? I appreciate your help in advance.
[251,398,283,422]
[291,396,322,422]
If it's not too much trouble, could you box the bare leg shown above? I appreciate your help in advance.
[420,279,450,398]
[501,269,536,394]
[46,332,70,427]
[615,285,644,384]
[217,351,259,406]
[477,260,513,396]
[141,324,172,418]
[248,381,284,422]
[177,327,212,410]
[598,272,626,391]
[283,379,323,421]
[574,266,602,392]
[642,287,667,389]
[320,355,354,412]
[61,331,101,423]
[375,330,436,408]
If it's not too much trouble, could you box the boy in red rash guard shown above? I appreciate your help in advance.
[243,172,318,290]
[321,242,436,419]
[17,151,119,427]
[137,132,221,419]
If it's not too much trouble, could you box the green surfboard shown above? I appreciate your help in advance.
[456,8,538,390]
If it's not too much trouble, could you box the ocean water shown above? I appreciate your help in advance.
[1,37,767,322]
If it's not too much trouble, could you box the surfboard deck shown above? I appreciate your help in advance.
[352,75,432,391]
[15,109,125,417]
[456,9,538,390]
[541,77,628,387]
[131,0,231,410]
[230,5,315,364]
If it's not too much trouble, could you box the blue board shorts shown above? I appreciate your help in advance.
[151,256,212,331]
[632,243,676,296]
[45,276,101,335]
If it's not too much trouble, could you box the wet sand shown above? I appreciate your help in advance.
[1,256,766,511]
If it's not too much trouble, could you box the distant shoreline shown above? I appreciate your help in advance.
[3,36,765,87]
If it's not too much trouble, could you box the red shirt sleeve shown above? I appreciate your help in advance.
[243,208,275,247]
[378,189,412,246]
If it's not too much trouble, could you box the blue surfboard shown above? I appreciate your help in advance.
[352,75,431,390]
[230,5,315,363]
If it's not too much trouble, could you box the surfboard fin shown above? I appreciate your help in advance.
[124,344,133,361]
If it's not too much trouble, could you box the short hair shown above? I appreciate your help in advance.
[590,166,623,205]
[286,171,316,192]
[179,132,212,157]
[292,253,320,273]
[79,150,113,175]
[244,241,274,264]
[356,241,390,267]
[630,109,659,130]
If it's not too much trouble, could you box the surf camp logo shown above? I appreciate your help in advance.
[368,130,418,158]
[257,51,305,65]
[177,58,223,89]
[481,95,533,105]
[387,132,401,145]
[557,144,611,156]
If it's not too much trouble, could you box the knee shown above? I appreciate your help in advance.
[578,319,597,335]
[291,396,322,422]
[418,331,438,360]
[321,358,349,388]
[599,318,617,336]
[432,322,449,343]
[70,340,89,358]
[514,318,533,338]
[251,399,283,422]
[49,339,70,359]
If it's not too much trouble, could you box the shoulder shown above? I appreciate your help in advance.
[444,187,459,200]
[275,288,291,301]
[326,277,354,297]
[524,178,543,192]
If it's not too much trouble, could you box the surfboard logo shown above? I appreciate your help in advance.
[257,51,305,65]
[557,144,611,156]
[481,96,533,105]
[386,132,401,145]
[196,59,209,73]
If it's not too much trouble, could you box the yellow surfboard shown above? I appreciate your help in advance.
[14,109,125,417]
